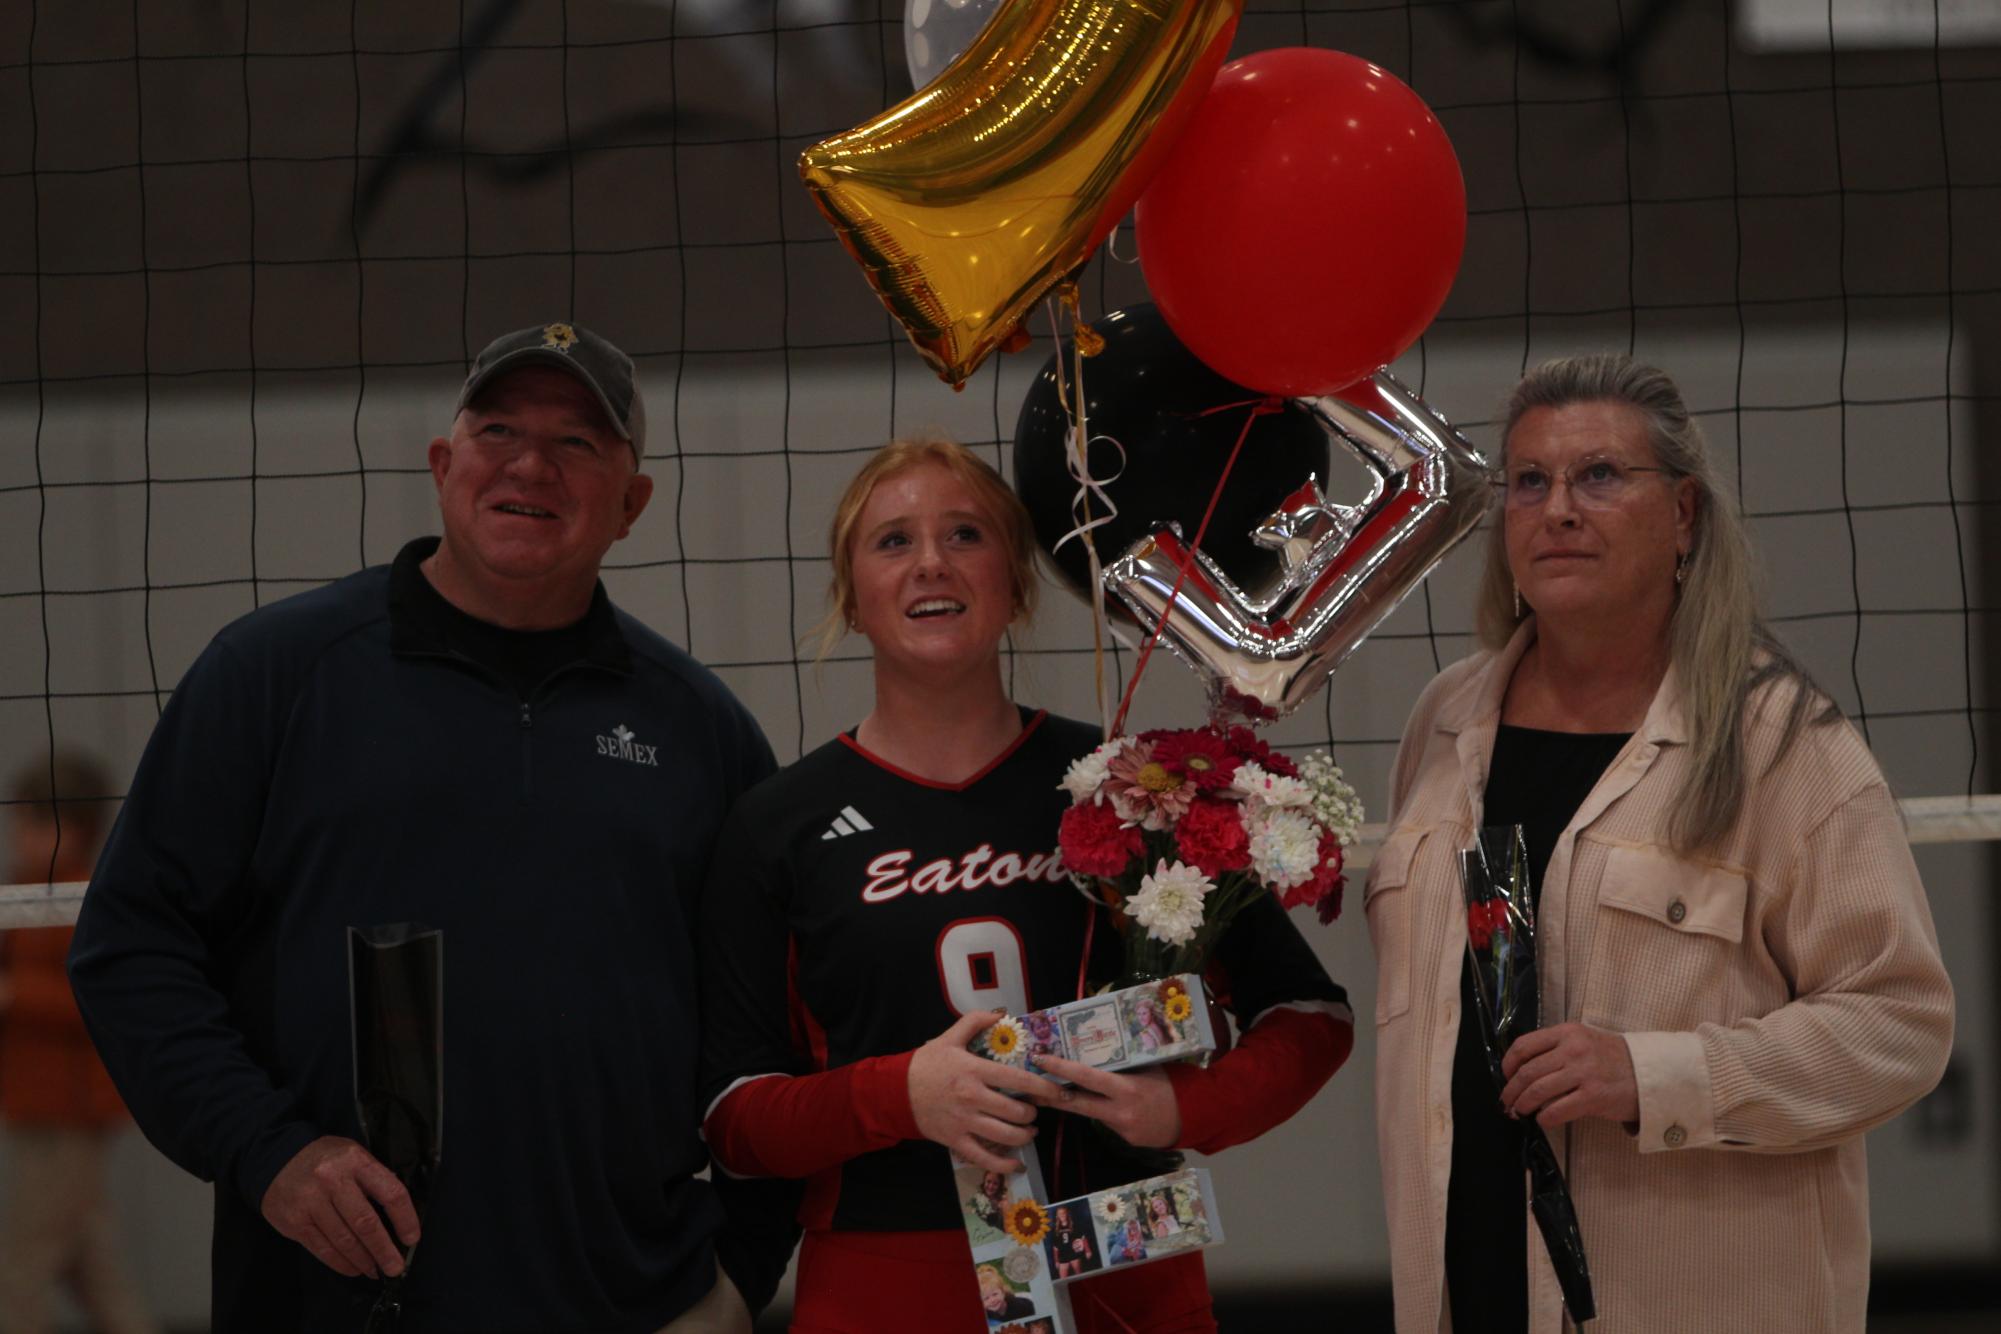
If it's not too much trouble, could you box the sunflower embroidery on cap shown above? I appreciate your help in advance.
[541,323,578,352]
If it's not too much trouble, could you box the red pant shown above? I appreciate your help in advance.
[789,1228,1215,1334]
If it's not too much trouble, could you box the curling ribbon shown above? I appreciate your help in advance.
[1045,289,1126,738]
[1108,397,1285,738]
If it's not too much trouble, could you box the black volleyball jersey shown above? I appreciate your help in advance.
[698,709,1347,1233]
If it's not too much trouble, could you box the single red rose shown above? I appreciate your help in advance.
[1058,800,1143,879]
[1467,900,1494,950]
[1174,796,1252,877]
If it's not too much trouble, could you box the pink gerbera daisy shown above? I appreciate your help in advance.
[1104,740,1194,829]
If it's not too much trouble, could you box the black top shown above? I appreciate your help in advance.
[698,710,1348,1233]
[405,559,596,700]
[70,538,788,1333]
[1444,724,1631,1334]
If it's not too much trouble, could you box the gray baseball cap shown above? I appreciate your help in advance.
[455,322,647,464]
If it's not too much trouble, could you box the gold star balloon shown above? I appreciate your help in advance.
[800,0,1243,387]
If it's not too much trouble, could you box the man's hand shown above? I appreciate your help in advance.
[1033,1055,1181,1150]
[1500,1023,1639,1129]
[907,1011,1062,1174]
[260,1135,420,1279]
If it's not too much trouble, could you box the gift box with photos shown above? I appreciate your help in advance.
[973,974,1218,1079]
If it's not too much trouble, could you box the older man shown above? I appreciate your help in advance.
[70,324,792,1333]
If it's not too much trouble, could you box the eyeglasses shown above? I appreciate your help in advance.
[1491,454,1673,510]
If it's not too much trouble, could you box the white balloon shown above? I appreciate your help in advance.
[902,0,1001,89]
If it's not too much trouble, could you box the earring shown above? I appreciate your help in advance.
[1674,552,1689,586]
[1513,582,1522,619]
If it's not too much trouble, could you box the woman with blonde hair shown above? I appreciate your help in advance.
[698,438,1352,1333]
[1368,353,1953,1333]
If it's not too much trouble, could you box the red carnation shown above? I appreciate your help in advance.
[1224,725,1299,778]
[1174,797,1251,878]
[1150,728,1242,792]
[1059,800,1143,879]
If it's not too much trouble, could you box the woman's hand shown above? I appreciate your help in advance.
[1033,1054,1182,1150]
[907,1011,1062,1173]
[1500,1022,1639,1128]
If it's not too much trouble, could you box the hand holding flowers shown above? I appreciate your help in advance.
[1499,1023,1639,1129]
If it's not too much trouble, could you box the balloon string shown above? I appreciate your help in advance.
[1047,292,1119,738]
[1073,317,1111,738]
[1109,398,1284,738]
[1195,395,1277,420]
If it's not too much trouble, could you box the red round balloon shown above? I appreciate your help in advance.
[1135,48,1467,398]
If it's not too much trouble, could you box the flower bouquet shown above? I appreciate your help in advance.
[1056,725,1361,985]
[1461,826,1596,1325]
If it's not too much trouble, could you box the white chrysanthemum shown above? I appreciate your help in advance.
[1297,751,1365,844]
[1058,739,1127,805]
[1128,860,1212,946]
[1095,1192,1131,1226]
[1233,760,1312,810]
[1003,1245,1042,1284]
[1248,807,1322,890]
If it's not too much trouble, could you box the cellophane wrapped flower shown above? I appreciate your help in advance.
[1461,827,1537,1054]
[1055,725,1360,981]
[1459,825,1598,1323]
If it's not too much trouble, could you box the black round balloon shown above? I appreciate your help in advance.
[1013,303,1334,608]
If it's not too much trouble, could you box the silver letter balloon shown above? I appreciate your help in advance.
[1104,371,1491,721]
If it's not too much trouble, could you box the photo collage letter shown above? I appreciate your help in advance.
[953,976,1228,1333]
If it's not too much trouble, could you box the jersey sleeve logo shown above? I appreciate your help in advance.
[820,805,875,840]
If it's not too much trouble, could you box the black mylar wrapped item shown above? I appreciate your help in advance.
[348,924,443,1334]
[1460,827,1595,1325]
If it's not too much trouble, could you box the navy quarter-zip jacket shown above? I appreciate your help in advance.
[70,538,782,1333]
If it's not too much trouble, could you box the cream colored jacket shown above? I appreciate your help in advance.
[1367,626,1953,1334]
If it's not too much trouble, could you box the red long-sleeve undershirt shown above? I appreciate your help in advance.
[704,1005,1352,1181]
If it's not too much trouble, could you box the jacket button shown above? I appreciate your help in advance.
[1664,1123,1687,1148]
[1666,899,1687,925]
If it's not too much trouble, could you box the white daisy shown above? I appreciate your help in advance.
[1127,860,1213,946]
[1058,739,1127,805]
[981,1014,1029,1065]
[1248,807,1322,890]
[1095,1192,1131,1226]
